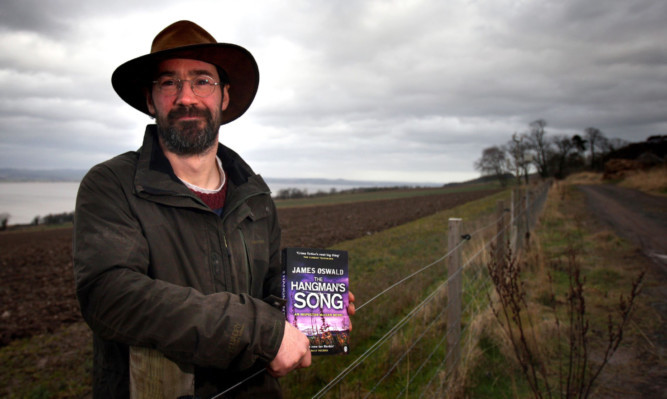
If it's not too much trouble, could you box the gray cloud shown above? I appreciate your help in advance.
[0,0,666,183]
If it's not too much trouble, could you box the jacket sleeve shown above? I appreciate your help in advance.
[73,163,285,370]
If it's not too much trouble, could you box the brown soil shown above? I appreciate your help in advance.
[578,184,667,398]
[0,188,500,347]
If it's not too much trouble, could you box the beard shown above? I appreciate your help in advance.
[155,105,221,156]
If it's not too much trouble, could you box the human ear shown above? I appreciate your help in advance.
[221,84,230,112]
[145,89,156,116]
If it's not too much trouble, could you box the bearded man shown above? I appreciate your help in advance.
[73,20,353,399]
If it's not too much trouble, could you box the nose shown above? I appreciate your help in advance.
[175,81,198,106]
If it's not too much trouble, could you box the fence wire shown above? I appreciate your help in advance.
[212,183,550,399]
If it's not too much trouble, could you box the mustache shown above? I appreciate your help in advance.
[167,106,212,122]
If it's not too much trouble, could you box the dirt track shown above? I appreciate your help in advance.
[579,185,667,267]
[0,188,500,346]
[578,185,667,398]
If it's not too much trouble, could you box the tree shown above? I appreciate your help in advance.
[584,127,606,170]
[551,135,576,179]
[565,134,588,173]
[474,145,509,186]
[601,137,629,154]
[572,134,587,154]
[526,119,553,178]
[507,133,531,184]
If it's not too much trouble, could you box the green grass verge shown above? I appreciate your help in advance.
[464,183,653,399]
[274,183,502,208]
[281,189,511,397]
[0,323,92,399]
[1,185,508,398]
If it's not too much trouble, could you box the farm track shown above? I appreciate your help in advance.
[578,184,667,398]
[0,188,500,346]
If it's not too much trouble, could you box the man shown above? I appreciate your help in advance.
[73,20,353,398]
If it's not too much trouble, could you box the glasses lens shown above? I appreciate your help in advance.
[156,77,179,96]
[192,75,216,97]
[153,76,217,97]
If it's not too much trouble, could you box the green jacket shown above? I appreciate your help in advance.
[73,125,285,398]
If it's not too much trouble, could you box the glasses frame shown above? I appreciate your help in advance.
[152,75,222,98]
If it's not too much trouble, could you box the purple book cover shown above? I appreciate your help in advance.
[282,248,350,355]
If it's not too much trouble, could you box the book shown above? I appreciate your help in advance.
[282,247,350,355]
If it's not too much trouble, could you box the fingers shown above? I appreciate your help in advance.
[267,322,311,378]
[347,291,356,331]
[347,291,356,316]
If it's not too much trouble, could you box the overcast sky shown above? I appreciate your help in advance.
[1,0,665,184]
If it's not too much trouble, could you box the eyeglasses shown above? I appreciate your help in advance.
[152,75,221,97]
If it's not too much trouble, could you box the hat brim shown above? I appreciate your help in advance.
[111,43,259,125]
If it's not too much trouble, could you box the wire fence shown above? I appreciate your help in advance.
[217,182,551,399]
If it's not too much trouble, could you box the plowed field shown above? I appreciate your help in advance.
[0,188,500,346]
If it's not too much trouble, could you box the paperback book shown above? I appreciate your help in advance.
[282,247,350,355]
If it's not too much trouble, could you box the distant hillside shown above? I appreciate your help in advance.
[0,168,87,182]
[0,169,445,187]
[443,173,514,187]
[264,177,441,188]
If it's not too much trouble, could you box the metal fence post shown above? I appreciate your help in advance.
[447,218,462,377]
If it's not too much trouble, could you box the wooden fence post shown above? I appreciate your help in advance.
[495,200,506,269]
[447,218,462,377]
[524,188,531,251]
[512,188,520,252]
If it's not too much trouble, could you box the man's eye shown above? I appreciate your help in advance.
[160,79,177,87]
[195,77,213,86]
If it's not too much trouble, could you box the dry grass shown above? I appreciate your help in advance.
[565,166,667,196]
[564,172,603,185]
[617,166,667,195]
[459,179,658,399]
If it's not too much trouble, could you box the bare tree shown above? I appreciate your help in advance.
[507,133,531,184]
[584,127,606,169]
[475,145,509,186]
[527,119,553,178]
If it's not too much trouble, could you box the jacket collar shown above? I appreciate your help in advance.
[134,125,271,211]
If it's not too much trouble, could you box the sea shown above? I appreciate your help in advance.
[0,180,432,226]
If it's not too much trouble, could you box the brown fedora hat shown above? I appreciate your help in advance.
[111,20,259,125]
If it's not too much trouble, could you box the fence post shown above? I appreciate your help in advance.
[524,188,531,251]
[512,188,521,252]
[495,200,506,268]
[447,218,462,377]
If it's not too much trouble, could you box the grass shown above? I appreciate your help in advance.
[0,323,92,399]
[1,183,508,398]
[4,172,660,398]
[462,175,659,399]
[617,165,667,196]
[274,183,502,208]
[280,188,512,397]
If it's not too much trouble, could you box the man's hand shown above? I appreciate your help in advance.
[267,321,311,377]
[348,291,356,330]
